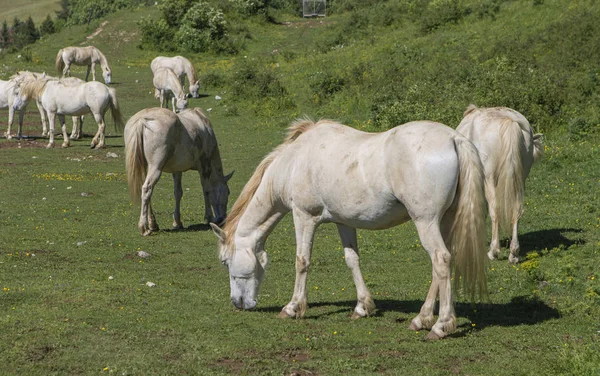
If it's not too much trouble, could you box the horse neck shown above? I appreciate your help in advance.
[234,181,285,251]
[95,49,109,69]
[168,73,185,97]
[183,60,197,82]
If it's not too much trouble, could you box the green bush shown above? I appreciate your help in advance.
[138,17,176,51]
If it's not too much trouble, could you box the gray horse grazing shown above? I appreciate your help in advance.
[124,107,233,236]
[151,56,200,98]
[56,46,112,84]
[457,105,543,264]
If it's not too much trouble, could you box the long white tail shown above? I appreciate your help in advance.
[55,49,65,75]
[495,119,526,233]
[108,87,124,133]
[124,115,147,205]
[450,136,488,299]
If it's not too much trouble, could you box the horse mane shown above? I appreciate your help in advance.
[463,104,478,117]
[92,46,110,70]
[222,117,319,249]
[18,78,49,100]
[184,57,198,82]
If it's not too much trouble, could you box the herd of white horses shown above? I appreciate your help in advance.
[1,45,545,339]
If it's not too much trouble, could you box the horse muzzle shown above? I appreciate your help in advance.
[231,297,256,310]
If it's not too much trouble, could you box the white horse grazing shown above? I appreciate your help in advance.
[457,105,543,264]
[125,107,233,236]
[55,46,112,84]
[211,118,489,340]
[151,56,200,98]
[12,77,123,149]
[152,67,188,112]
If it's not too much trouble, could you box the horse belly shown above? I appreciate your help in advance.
[327,198,411,230]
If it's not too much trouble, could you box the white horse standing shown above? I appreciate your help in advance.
[152,67,188,112]
[1,71,50,139]
[457,105,543,264]
[151,56,200,98]
[211,118,488,340]
[55,46,112,84]
[12,77,123,149]
[125,107,233,236]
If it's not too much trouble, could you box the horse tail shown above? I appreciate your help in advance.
[56,49,65,74]
[533,133,544,164]
[492,119,528,235]
[107,87,124,133]
[450,136,488,300]
[124,114,147,205]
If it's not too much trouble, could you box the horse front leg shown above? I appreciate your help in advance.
[336,224,375,319]
[46,112,57,148]
[139,167,162,236]
[172,172,184,229]
[37,100,48,137]
[70,116,80,139]
[6,106,15,139]
[58,114,70,148]
[279,209,317,319]
[85,64,91,81]
[411,219,456,340]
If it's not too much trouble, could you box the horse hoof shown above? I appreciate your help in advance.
[62,143,69,148]
[350,312,364,320]
[278,310,293,319]
[46,144,54,149]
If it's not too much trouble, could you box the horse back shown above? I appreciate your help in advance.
[270,121,460,228]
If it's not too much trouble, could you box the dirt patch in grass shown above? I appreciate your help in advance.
[27,345,54,362]
[0,138,47,149]
[213,357,245,373]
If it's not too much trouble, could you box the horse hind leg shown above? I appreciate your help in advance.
[410,219,456,340]
[90,114,106,149]
[508,214,522,264]
[337,224,375,319]
[139,167,162,236]
[486,179,501,261]
[172,172,184,229]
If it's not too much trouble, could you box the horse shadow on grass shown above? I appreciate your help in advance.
[163,223,212,233]
[256,296,560,336]
[505,228,585,261]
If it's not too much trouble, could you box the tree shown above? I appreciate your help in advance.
[40,15,56,36]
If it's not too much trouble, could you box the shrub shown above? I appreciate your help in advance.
[174,2,228,53]
[138,17,176,51]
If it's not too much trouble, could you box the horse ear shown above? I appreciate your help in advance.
[210,223,226,242]
[224,171,234,182]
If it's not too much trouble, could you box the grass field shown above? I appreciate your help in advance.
[0,2,599,375]
[0,0,61,24]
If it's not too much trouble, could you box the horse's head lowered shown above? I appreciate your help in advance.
[210,223,268,310]
[103,67,112,85]
[206,171,234,225]
[189,80,200,98]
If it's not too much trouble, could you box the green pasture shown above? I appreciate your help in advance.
[0,0,61,24]
[0,1,599,375]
